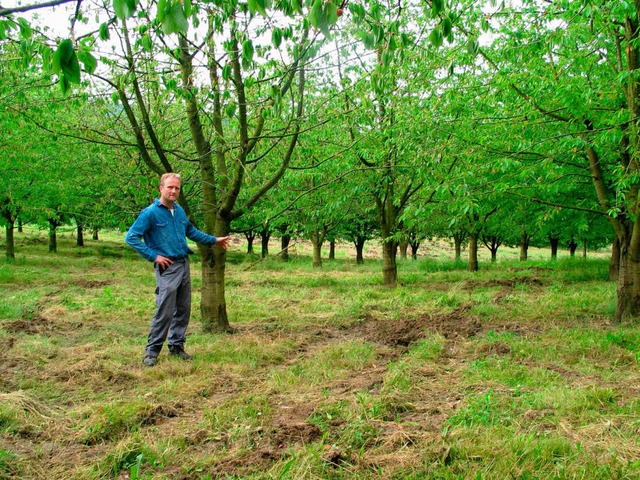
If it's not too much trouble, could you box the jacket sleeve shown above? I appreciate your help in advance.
[185,222,217,246]
[125,211,157,262]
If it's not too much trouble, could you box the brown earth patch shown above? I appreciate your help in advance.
[354,306,482,347]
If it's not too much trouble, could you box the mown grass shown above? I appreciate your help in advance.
[1,228,639,479]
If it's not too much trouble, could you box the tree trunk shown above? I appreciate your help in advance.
[519,230,530,261]
[616,230,640,318]
[582,241,587,258]
[281,234,291,262]
[610,239,620,281]
[549,237,559,260]
[48,220,58,253]
[311,236,323,268]
[453,235,462,261]
[245,231,256,255]
[18,219,23,233]
[5,223,15,260]
[568,239,578,256]
[328,239,335,260]
[382,240,398,284]
[467,233,479,272]
[399,240,408,259]
[410,241,419,260]
[354,237,365,265]
[200,234,231,333]
[260,231,270,258]
[92,228,99,241]
[76,224,84,247]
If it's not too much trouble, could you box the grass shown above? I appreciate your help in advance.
[2,228,639,479]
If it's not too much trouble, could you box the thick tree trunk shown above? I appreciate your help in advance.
[281,234,291,262]
[18,219,23,233]
[328,239,335,260]
[5,223,15,260]
[610,239,620,281]
[201,236,230,333]
[76,224,84,247]
[354,237,365,265]
[382,240,398,285]
[568,239,578,256]
[549,237,559,260]
[616,230,640,318]
[467,233,479,272]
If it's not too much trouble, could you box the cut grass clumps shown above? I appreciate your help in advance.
[77,399,178,445]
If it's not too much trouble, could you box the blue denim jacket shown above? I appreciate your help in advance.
[125,199,217,262]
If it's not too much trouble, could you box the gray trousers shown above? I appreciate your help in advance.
[145,258,191,357]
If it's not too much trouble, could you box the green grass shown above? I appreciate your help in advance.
[1,229,636,479]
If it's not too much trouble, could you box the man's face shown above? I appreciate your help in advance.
[159,177,181,205]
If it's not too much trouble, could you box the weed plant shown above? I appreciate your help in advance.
[1,229,638,479]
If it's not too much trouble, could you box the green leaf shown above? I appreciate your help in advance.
[225,103,236,118]
[309,0,322,29]
[222,64,232,80]
[429,27,443,48]
[442,17,452,37]
[272,28,282,48]
[62,50,81,84]
[157,0,167,21]
[184,0,192,17]
[349,3,365,22]
[99,23,110,41]
[170,2,189,33]
[242,39,254,68]
[17,18,32,39]
[113,0,136,19]
[324,1,338,24]
[52,39,74,74]
[432,0,444,16]
[78,51,98,74]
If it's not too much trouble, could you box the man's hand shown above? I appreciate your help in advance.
[214,236,232,250]
[155,255,173,270]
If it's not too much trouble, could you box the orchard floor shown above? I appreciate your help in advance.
[1,231,637,479]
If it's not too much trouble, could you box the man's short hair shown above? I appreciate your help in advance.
[160,173,181,186]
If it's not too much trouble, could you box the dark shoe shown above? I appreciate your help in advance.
[143,355,157,367]
[169,347,193,361]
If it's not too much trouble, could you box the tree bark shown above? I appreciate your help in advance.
[568,239,578,256]
[5,223,15,260]
[328,239,335,260]
[281,234,291,262]
[467,232,479,272]
[519,229,530,261]
[549,237,559,260]
[48,220,58,253]
[260,230,270,258]
[245,231,256,255]
[76,224,84,247]
[354,237,365,264]
[410,241,419,260]
[610,239,620,281]
[382,239,398,284]
[399,240,408,259]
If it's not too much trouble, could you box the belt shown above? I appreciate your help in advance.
[170,256,188,262]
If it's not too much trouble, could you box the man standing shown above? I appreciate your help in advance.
[125,173,231,367]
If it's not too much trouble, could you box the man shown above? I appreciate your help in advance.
[125,173,231,367]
